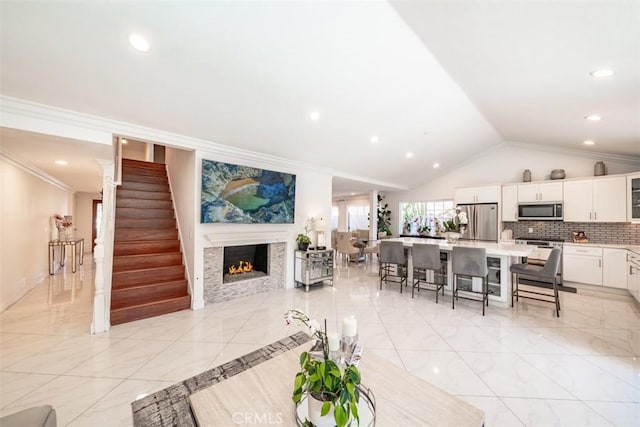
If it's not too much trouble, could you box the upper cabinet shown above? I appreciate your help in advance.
[564,176,626,222]
[517,182,563,203]
[628,173,640,222]
[455,185,501,204]
[502,185,518,222]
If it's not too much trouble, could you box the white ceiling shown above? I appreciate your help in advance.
[0,127,111,192]
[1,1,638,196]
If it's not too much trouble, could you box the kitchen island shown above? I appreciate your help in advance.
[383,237,535,307]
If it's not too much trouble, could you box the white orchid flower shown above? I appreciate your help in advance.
[307,319,321,337]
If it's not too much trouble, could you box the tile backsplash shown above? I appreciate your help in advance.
[503,221,640,245]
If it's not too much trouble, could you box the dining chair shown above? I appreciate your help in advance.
[336,232,360,267]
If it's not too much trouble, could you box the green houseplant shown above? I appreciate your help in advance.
[296,233,312,251]
[376,194,392,236]
[285,309,361,427]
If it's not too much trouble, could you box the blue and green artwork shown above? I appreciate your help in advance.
[201,159,296,224]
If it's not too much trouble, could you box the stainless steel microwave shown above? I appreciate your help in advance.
[517,202,563,220]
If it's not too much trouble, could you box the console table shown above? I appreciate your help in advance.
[293,249,334,291]
[48,238,84,274]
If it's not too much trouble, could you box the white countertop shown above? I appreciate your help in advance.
[384,237,534,257]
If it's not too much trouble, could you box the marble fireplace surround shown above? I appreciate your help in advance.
[203,232,288,304]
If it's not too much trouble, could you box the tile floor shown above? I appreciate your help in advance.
[0,255,639,426]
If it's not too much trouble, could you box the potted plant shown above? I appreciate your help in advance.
[377,194,392,237]
[285,309,361,427]
[296,233,312,251]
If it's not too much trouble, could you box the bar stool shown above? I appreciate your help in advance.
[452,247,489,315]
[510,248,562,317]
[379,241,407,292]
[412,243,446,302]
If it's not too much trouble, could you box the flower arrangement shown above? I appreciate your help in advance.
[296,218,314,249]
[443,209,468,233]
[53,214,73,230]
[284,309,361,427]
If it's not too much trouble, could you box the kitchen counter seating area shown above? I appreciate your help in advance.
[381,237,535,308]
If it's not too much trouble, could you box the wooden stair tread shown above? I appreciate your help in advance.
[110,295,191,325]
[111,278,187,292]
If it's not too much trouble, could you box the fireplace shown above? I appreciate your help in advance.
[223,244,268,283]
[203,232,287,304]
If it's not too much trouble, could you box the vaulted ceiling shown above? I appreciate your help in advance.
[1,1,638,195]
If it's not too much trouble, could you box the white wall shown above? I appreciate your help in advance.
[165,147,197,303]
[0,157,72,312]
[191,152,333,309]
[384,144,640,233]
[74,192,101,252]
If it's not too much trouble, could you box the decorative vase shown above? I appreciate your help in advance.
[594,161,606,176]
[57,227,65,241]
[64,227,74,240]
[522,169,531,182]
[446,232,461,242]
[307,395,335,427]
[550,169,566,180]
[298,242,310,251]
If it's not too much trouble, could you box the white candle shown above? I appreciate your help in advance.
[327,333,339,352]
[342,316,357,337]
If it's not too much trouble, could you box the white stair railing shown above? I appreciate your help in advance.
[92,137,122,333]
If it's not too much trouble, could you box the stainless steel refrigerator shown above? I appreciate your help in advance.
[457,203,499,242]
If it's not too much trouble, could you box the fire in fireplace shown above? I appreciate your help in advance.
[223,244,268,284]
[229,260,253,275]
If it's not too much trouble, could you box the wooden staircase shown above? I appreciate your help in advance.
[111,159,190,325]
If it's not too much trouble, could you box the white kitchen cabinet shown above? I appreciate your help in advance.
[563,180,593,222]
[501,185,518,222]
[563,245,602,286]
[628,251,640,302]
[455,185,501,204]
[603,248,627,289]
[627,173,640,222]
[564,177,626,222]
[517,182,563,202]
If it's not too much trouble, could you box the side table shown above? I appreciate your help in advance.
[294,249,334,291]
[49,238,85,274]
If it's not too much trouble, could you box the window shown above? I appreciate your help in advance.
[347,204,370,231]
[400,199,454,233]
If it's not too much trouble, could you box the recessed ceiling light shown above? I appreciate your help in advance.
[350,192,356,196]
[370,136,379,144]
[433,162,440,168]
[309,111,320,121]
[54,160,68,166]
[405,152,414,159]
[590,69,615,78]
[128,34,150,53]
[583,140,595,146]
[585,114,602,122]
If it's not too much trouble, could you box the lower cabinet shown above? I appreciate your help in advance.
[563,246,603,286]
[603,248,628,289]
[628,251,640,302]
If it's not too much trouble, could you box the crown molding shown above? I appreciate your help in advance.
[0,151,71,191]
[0,95,338,176]
[506,141,640,165]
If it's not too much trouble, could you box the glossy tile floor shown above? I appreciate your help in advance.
[1,255,639,426]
